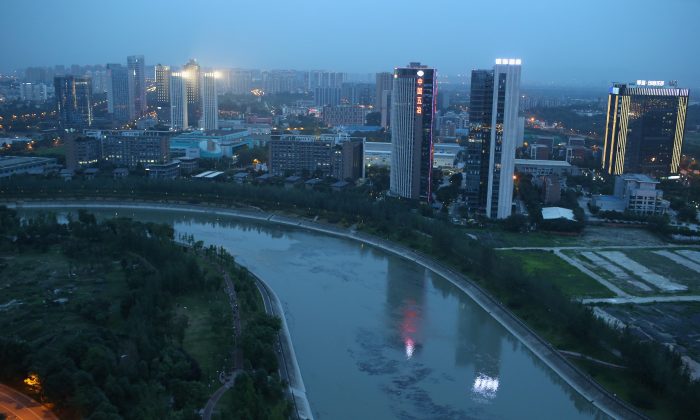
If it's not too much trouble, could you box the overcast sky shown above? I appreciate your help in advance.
[2,0,698,87]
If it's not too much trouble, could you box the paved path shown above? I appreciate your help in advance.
[496,245,700,251]
[0,384,58,420]
[582,295,700,305]
[8,200,646,420]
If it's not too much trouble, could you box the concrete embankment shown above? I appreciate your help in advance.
[6,199,647,420]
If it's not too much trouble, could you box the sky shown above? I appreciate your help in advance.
[2,0,699,87]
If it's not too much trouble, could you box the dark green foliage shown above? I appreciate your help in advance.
[0,213,209,419]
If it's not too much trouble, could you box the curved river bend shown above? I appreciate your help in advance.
[21,206,607,420]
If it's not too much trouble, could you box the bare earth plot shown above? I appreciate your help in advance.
[653,250,700,274]
[578,251,653,293]
[597,251,687,292]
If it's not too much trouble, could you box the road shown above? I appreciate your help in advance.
[201,270,242,420]
[0,384,58,420]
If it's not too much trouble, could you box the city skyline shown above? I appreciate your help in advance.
[2,0,699,88]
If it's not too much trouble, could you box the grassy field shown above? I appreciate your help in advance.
[499,250,614,298]
[0,249,129,369]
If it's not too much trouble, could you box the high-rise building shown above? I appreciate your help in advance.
[375,72,393,109]
[468,59,522,219]
[127,55,146,116]
[314,87,341,107]
[183,59,201,127]
[106,63,134,124]
[230,69,253,94]
[201,72,219,130]
[602,81,689,176]
[389,62,436,201]
[170,72,188,130]
[54,76,93,129]
[155,64,171,122]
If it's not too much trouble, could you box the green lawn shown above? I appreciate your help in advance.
[500,250,615,298]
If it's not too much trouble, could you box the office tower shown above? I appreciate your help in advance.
[107,63,134,124]
[127,55,147,116]
[201,72,219,130]
[389,62,436,201]
[602,81,689,176]
[468,59,522,219]
[155,64,171,122]
[375,72,393,109]
[170,72,188,130]
[54,76,93,129]
[314,87,342,107]
[183,59,201,127]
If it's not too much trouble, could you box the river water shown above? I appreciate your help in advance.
[21,206,606,420]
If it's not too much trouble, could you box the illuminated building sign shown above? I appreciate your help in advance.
[636,80,665,87]
[416,76,423,114]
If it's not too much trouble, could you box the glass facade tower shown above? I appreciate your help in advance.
[389,62,436,201]
[602,81,689,176]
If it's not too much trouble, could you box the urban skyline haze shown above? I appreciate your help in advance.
[1,0,699,87]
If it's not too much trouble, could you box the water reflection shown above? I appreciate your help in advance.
[386,258,426,361]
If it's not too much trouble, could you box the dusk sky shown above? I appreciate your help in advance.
[2,0,699,87]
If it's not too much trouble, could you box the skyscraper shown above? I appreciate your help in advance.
[201,72,219,130]
[375,72,393,109]
[155,64,171,122]
[602,81,689,176]
[54,76,93,129]
[468,59,522,219]
[127,55,146,116]
[183,59,201,126]
[107,63,134,124]
[389,62,436,201]
[170,72,188,130]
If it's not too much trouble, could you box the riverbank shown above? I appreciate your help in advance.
[4,199,645,419]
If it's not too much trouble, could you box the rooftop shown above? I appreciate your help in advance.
[620,173,659,184]
[541,207,575,221]
[514,159,572,167]
[0,156,56,168]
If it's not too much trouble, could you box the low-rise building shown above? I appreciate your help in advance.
[363,141,392,174]
[0,156,57,178]
[85,130,171,168]
[269,134,364,180]
[146,160,180,179]
[592,173,669,215]
[178,157,199,174]
[542,175,561,204]
[514,159,579,177]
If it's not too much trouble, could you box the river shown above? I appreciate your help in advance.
[20,205,606,420]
